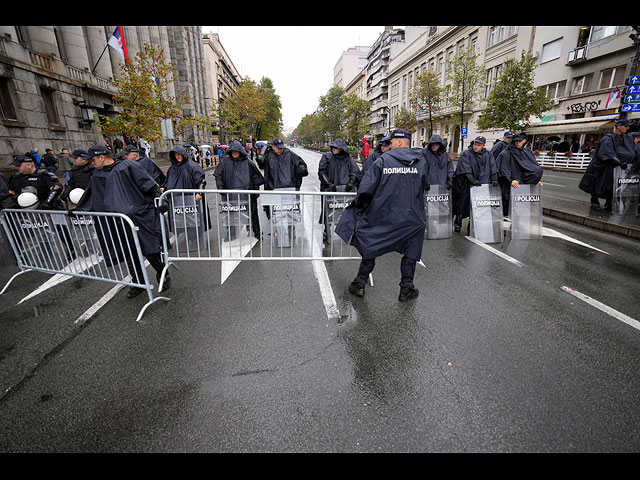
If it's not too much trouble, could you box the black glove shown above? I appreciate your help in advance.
[621,162,628,170]
[352,192,373,210]
[153,185,169,214]
[491,173,498,187]
[296,164,308,177]
[446,178,453,191]
[345,175,357,192]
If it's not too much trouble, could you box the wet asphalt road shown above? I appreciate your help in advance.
[0,148,639,452]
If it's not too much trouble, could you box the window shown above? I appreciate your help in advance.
[590,26,617,43]
[488,26,518,47]
[541,38,562,63]
[543,80,566,100]
[485,65,502,97]
[0,77,17,120]
[40,87,60,125]
[599,65,626,89]
[571,74,591,95]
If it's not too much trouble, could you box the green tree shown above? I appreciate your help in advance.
[255,77,283,140]
[477,51,554,132]
[317,84,346,141]
[214,78,269,142]
[446,45,485,152]
[343,93,371,144]
[393,106,418,133]
[410,69,445,137]
[97,43,212,147]
[293,113,323,145]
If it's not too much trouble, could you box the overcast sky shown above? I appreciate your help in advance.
[202,26,389,136]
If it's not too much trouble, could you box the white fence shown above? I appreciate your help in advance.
[534,152,591,170]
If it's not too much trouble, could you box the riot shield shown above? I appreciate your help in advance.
[323,185,351,242]
[612,166,640,216]
[469,184,503,243]
[260,187,302,248]
[169,192,210,252]
[219,197,251,242]
[509,184,543,240]
[424,184,452,239]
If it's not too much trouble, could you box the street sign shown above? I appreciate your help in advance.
[619,103,640,113]
[624,94,640,104]
[626,85,640,95]
[627,76,640,85]
[461,127,467,139]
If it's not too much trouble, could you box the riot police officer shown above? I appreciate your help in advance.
[260,138,308,191]
[75,145,170,298]
[123,144,166,187]
[7,155,63,209]
[336,129,430,302]
[60,149,94,207]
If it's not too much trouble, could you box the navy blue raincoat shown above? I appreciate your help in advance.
[213,140,264,194]
[75,159,162,261]
[579,132,636,198]
[318,139,360,189]
[336,147,430,261]
[453,144,498,220]
[497,143,543,184]
[261,147,308,191]
[422,135,453,185]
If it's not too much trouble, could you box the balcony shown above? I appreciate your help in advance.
[567,46,587,65]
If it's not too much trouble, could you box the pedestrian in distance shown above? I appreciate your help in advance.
[57,148,75,183]
[357,135,391,184]
[579,119,636,212]
[213,139,265,240]
[42,148,58,174]
[336,129,430,302]
[74,145,170,298]
[452,136,499,233]
[422,134,454,190]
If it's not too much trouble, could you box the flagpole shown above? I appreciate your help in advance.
[91,43,109,75]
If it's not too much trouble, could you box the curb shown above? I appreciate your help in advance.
[543,207,640,240]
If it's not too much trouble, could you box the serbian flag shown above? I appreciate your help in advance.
[108,26,128,64]
[605,87,620,108]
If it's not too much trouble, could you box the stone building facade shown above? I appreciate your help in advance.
[0,25,209,171]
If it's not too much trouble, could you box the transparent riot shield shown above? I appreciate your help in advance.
[260,187,302,248]
[323,185,351,242]
[612,166,640,216]
[469,184,503,243]
[169,192,210,253]
[424,184,452,239]
[219,196,251,242]
[509,184,543,240]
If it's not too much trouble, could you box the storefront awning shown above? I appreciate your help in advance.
[525,117,616,135]
[525,112,638,136]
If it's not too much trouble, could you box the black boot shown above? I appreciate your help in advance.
[127,286,145,298]
[348,281,365,297]
[398,286,419,302]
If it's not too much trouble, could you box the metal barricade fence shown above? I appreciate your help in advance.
[0,208,170,322]
[158,189,363,265]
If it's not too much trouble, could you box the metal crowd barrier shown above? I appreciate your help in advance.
[0,208,170,322]
[158,188,362,266]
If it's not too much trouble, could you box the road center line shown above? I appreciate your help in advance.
[561,286,640,332]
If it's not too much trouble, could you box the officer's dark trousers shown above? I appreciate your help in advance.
[126,251,165,286]
[354,256,416,289]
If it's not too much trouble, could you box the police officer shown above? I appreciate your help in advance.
[422,134,454,190]
[261,138,308,191]
[7,155,64,209]
[74,145,170,298]
[60,149,94,207]
[336,129,430,302]
[579,119,636,212]
[497,132,543,190]
[123,144,166,187]
[491,131,513,216]
[452,136,499,233]
[213,140,265,239]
